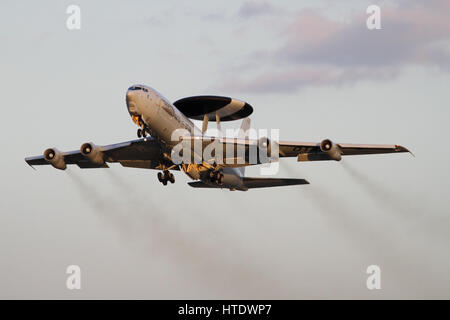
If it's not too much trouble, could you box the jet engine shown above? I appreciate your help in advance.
[43,148,66,170]
[320,139,342,161]
[80,142,105,165]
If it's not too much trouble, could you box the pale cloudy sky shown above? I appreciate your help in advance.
[1,0,449,299]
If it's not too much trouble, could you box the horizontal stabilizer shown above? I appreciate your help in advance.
[188,177,309,190]
[242,177,309,189]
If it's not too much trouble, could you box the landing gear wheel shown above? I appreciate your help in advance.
[163,170,169,180]
[142,129,147,138]
[137,128,142,138]
[158,171,173,186]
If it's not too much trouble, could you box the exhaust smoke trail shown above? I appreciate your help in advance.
[105,169,287,297]
[66,169,133,235]
[283,162,389,250]
[286,164,419,248]
[68,168,283,297]
[284,161,448,295]
[340,161,450,251]
[339,162,450,288]
[340,162,422,218]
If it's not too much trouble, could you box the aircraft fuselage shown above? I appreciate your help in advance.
[125,84,246,190]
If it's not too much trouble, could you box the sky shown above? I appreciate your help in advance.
[1,0,450,299]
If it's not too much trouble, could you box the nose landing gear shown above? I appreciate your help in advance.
[134,116,149,138]
[137,128,144,138]
[137,127,150,138]
[158,170,175,185]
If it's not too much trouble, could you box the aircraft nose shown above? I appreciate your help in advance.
[126,90,133,101]
[126,90,138,114]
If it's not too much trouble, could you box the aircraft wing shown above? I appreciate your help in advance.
[180,136,411,166]
[25,137,180,170]
[278,141,412,161]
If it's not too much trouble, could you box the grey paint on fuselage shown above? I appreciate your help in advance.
[126,85,199,144]
[126,84,246,190]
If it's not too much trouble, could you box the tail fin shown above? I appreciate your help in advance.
[237,117,251,177]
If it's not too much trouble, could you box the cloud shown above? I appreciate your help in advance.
[281,3,450,68]
[238,1,276,18]
[223,0,450,93]
[222,65,399,93]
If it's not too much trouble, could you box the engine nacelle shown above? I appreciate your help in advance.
[80,142,104,165]
[320,139,342,161]
[43,148,66,170]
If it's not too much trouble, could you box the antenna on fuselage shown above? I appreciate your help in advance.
[201,113,222,137]
[215,112,222,137]
[202,114,209,134]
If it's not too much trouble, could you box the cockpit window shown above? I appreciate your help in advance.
[128,85,149,93]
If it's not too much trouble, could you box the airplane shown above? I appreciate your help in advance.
[25,84,411,191]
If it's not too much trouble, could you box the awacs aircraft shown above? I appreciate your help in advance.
[25,85,411,191]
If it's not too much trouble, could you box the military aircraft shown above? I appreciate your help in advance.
[25,85,411,191]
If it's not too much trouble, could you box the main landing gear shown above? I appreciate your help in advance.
[209,170,224,185]
[158,170,175,186]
